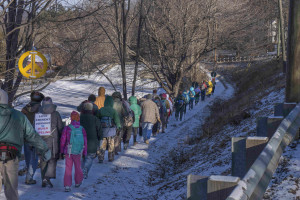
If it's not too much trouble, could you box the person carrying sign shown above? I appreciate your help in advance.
[0,89,50,200]
[37,97,64,188]
[21,91,45,185]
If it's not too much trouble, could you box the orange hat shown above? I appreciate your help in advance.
[71,111,80,122]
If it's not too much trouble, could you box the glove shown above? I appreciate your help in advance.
[42,149,51,162]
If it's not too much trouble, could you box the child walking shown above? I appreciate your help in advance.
[60,111,87,192]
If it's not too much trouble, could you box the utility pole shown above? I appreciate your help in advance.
[285,0,300,102]
[278,0,287,72]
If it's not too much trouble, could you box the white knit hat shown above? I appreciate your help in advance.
[0,89,8,104]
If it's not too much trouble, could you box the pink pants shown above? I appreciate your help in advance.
[64,154,83,187]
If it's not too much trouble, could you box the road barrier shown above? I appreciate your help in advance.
[187,102,300,200]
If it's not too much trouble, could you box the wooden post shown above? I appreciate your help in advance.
[286,0,300,102]
[279,0,287,71]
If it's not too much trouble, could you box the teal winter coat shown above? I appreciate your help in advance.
[0,104,48,157]
[129,96,142,128]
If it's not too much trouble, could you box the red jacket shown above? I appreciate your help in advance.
[60,121,87,156]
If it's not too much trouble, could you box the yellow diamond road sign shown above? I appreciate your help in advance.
[18,51,48,79]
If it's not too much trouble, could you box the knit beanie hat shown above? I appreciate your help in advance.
[146,94,152,100]
[30,91,45,103]
[70,111,80,122]
[0,89,8,104]
[83,102,93,111]
[161,93,167,99]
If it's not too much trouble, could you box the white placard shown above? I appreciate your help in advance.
[35,114,51,136]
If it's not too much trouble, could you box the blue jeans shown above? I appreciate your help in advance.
[24,143,39,181]
[142,122,153,141]
[81,153,96,175]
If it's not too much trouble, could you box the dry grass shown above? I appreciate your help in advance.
[201,59,285,138]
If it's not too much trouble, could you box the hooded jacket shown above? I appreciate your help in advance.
[80,102,103,153]
[0,104,48,157]
[60,120,87,156]
[95,87,106,109]
[129,96,142,128]
[189,87,196,100]
[97,96,121,137]
[39,102,64,158]
[112,92,127,127]
[141,99,160,124]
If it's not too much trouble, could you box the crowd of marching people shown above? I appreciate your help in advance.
[0,77,216,199]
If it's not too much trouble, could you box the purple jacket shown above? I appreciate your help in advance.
[60,121,87,156]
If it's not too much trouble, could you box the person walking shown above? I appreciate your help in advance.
[129,96,142,145]
[182,89,190,117]
[174,91,186,121]
[112,92,126,154]
[188,87,196,110]
[38,97,64,188]
[140,94,161,144]
[80,101,102,178]
[122,99,134,150]
[95,87,106,110]
[200,81,207,101]
[97,96,121,163]
[206,80,213,97]
[194,86,201,105]
[60,111,87,192]
[152,96,162,136]
[160,93,170,133]
[21,91,44,185]
[77,94,98,115]
[0,89,50,200]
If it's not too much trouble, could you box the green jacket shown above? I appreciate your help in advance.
[80,112,102,154]
[0,104,48,157]
[129,96,142,128]
[112,98,126,127]
[97,96,121,129]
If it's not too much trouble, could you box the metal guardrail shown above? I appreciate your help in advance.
[227,103,300,200]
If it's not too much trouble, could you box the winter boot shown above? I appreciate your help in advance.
[124,143,128,150]
[25,179,36,185]
[75,183,82,188]
[65,186,71,192]
[98,149,105,162]
[42,178,53,188]
[108,152,114,162]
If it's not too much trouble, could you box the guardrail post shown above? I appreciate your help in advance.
[207,176,240,200]
[274,102,297,117]
[187,175,208,200]
[257,116,284,138]
[231,137,246,178]
[187,175,240,200]
[232,137,268,178]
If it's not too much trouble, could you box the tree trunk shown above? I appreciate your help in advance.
[285,0,300,102]
[132,0,144,96]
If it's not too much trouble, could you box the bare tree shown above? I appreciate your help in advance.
[0,0,53,104]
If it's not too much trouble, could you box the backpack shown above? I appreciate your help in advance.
[100,116,115,128]
[176,98,184,106]
[123,100,135,127]
[68,124,84,155]
[189,91,194,98]
[160,100,167,115]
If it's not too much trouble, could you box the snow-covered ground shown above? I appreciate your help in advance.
[0,64,235,200]
[14,64,160,119]
[2,63,298,200]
